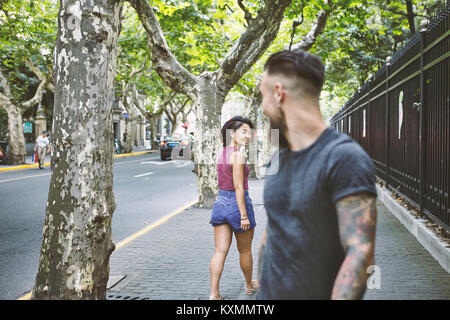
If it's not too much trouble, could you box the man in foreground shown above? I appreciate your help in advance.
[257,49,377,300]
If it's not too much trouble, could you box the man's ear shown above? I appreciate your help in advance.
[274,82,286,105]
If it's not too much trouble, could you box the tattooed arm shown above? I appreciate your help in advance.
[257,228,268,285]
[332,193,377,300]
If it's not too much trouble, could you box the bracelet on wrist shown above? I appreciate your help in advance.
[241,217,249,221]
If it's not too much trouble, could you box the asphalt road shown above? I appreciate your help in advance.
[0,153,197,300]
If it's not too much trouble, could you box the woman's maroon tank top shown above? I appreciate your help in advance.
[217,145,249,190]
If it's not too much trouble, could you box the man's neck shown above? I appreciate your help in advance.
[282,100,328,152]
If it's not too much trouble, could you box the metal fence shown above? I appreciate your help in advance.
[329,2,450,232]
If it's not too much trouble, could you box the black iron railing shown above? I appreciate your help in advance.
[329,1,450,232]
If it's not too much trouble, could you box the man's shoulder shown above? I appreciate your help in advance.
[323,130,375,178]
[323,129,368,159]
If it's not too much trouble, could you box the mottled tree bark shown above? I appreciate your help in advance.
[5,105,27,164]
[123,93,140,154]
[260,110,272,169]
[124,117,137,153]
[149,116,158,150]
[165,103,178,136]
[242,90,261,179]
[120,67,146,153]
[32,0,123,300]
[193,74,226,207]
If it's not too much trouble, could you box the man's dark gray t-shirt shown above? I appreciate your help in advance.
[257,127,377,300]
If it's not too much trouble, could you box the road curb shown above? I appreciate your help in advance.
[0,163,50,171]
[0,150,157,172]
[114,150,156,158]
[376,184,450,273]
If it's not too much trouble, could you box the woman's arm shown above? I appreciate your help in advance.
[231,150,250,231]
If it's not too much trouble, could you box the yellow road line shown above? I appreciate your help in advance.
[114,151,154,158]
[17,198,198,300]
[18,292,32,300]
[114,199,198,250]
[0,157,153,182]
[0,163,50,172]
[1,151,157,172]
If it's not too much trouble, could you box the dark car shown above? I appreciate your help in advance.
[160,135,191,160]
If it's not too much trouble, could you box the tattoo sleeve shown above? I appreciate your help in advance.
[332,193,377,300]
[257,228,268,282]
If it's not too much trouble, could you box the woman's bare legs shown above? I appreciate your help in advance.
[235,228,256,290]
[209,224,233,299]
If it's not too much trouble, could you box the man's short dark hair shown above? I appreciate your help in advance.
[264,49,325,97]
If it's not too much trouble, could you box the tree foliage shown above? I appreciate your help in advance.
[0,0,56,102]
[1,0,446,143]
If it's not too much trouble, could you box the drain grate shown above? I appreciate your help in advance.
[107,293,151,300]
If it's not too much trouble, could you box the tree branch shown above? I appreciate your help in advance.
[0,91,12,110]
[1,65,47,112]
[219,0,293,88]
[131,91,149,118]
[237,0,253,25]
[0,68,12,98]
[365,1,427,20]
[128,0,199,99]
[22,78,48,110]
[124,86,145,120]
[25,58,54,92]
[405,0,416,34]
[120,62,148,102]
[292,1,333,51]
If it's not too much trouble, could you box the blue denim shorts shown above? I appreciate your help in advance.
[210,190,256,232]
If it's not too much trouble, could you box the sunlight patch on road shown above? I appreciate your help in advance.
[134,171,154,178]
[0,173,51,184]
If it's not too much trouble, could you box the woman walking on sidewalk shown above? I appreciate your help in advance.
[209,116,258,300]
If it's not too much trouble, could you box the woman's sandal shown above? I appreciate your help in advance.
[245,280,259,295]
[209,295,225,300]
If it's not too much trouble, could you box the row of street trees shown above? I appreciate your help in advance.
[0,0,442,299]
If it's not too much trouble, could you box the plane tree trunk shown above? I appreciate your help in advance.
[32,0,123,299]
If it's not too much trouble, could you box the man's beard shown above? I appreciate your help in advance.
[269,111,289,149]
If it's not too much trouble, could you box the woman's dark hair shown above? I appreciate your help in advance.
[221,116,254,147]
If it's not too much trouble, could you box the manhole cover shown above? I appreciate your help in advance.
[107,293,151,300]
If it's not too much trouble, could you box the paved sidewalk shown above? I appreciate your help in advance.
[107,179,266,300]
[364,201,450,299]
[107,179,450,300]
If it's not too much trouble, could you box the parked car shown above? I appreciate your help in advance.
[159,135,194,161]
[160,135,182,160]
